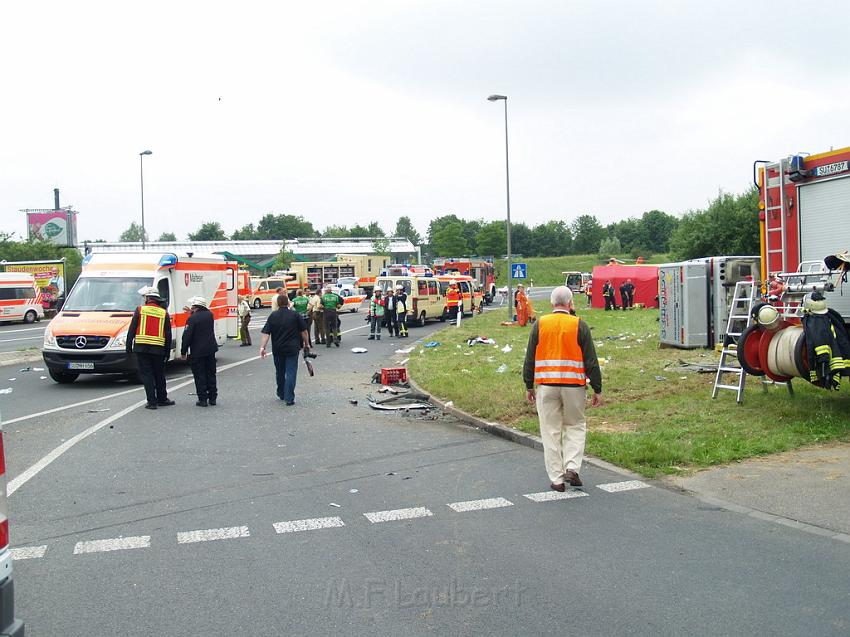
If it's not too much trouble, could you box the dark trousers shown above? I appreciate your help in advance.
[324,309,340,345]
[272,351,299,403]
[604,295,617,311]
[448,305,459,321]
[387,310,399,336]
[190,354,217,401]
[240,314,252,345]
[136,352,168,404]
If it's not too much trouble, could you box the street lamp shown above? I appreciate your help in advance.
[487,94,512,319]
[139,150,152,250]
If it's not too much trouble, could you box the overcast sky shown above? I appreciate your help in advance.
[2,0,849,243]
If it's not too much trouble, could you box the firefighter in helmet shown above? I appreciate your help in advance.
[126,286,174,409]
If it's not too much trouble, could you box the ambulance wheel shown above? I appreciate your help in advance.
[49,369,79,384]
[418,311,427,327]
[352,305,359,313]
[252,298,262,309]
[24,310,37,324]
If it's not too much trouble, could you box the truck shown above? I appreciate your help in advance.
[431,258,497,304]
[286,254,390,293]
[42,252,238,383]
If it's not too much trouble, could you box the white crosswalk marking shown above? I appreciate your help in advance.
[364,507,433,523]
[447,497,514,512]
[177,526,250,544]
[523,490,589,502]
[11,545,47,560]
[274,517,345,533]
[596,480,650,493]
[73,536,150,554]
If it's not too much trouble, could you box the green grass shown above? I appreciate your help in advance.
[407,304,850,477]
[494,254,671,286]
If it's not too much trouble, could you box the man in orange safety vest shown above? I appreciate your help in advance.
[446,281,461,325]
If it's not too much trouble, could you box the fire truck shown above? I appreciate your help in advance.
[286,254,389,292]
[431,258,497,304]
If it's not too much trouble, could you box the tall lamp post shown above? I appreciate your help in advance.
[139,150,152,250]
[487,94,512,319]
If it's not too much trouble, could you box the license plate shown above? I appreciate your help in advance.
[67,362,95,370]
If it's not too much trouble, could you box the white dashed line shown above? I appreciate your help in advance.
[11,545,47,560]
[177,526,250,544]
[364,507,433,523]
[523,490,589,502]
[73,536,150,554]
[274,517,345,533]
[596,480,650,493]
[447,497,514,512]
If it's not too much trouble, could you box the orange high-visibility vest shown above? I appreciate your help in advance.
[446,287,460,307]
[534,312,586,385]
[135,303,167,347]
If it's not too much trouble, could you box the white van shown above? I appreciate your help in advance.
[0,273,44,324]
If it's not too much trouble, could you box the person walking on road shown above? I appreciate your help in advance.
[523,286,603,491]
[602,280,617,311]
[395,285,409,337]
[127,286,175,410]
[321,286,344,347]
[308,288,325,345]
[292,289,312,345]
[368,289,385,340]
[180,296,219,407]
[238,294,252,346]
[259,294,310,406]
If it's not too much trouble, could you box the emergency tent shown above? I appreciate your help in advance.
[591,265,659,309]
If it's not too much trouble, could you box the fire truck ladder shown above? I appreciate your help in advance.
[712,280,758,403]
[763,158,788,273]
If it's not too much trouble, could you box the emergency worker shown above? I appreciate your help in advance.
[368,289,385,340]
[308,288,325,345]
[321,286,344,347]
[238,294,252,346]
[126,286,174,409]
[396,285,409,337]
[523,286,603,491]
[602,280,617,311]
[292,289,311,345]
[446,281,461,323]
[623,279,635,309]
[180,296,218,406]
[384,287,398,337]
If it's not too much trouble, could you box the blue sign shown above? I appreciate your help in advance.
[511,263,527,279]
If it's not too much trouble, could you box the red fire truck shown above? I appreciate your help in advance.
[431,258,497,305]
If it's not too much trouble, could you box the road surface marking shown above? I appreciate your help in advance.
[73,536,150,554]
[0,326,47,333]
[596,480,650,493]
[523,490,589,502]
[447,497,514,512]
[11,545,47,560]
[7,356,261,496]
[364,507,433,523]
[177,526,250,544]
[0,335,44,344]
[273,517,345,533]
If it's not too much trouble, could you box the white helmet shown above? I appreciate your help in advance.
[189,296,208,308]
[138,286,161,299]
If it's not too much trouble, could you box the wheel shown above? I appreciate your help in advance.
[48,369,79,384]
[24,310,37,324]
[252,298,262,309]
[418,311,427,327]
[352,305,359,313]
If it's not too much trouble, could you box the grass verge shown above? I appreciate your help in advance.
[406,304,850,477]
[493,254,671,287]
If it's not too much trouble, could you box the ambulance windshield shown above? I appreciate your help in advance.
[64,277,154,311]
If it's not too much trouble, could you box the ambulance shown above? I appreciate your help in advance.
[436,275,484,316]
[248,273,298,308]
[42,252,238,383]
[375,266,445,327]
[0,273,44,324]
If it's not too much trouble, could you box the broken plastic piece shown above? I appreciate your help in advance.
[351,347,368,353]
[501,344,512,353]
[496,364,508,373]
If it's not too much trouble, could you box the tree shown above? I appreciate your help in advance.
[0,234,83,288]
[119,222,148,243]
[372,237,390,254]
[322,225,351,237]
[256,213,316,240]
[598,236,622,258]
[508,222,534,257]
[366,221,385,237]
[430,220,469,256]
[530,221,572,257]
[157,232,177,242]
[638,210,678,254]
[571,214,606,254]
[394,216,422,246]
[230,224,257,240]
[669,187,759,260]
[349,224,371,238]
[188,222,227,241]
[270,247,296,273]
[475,221,507,257]
[427,214,464,248]
[462,219,482,255]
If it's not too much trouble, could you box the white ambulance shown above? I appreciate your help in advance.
[0,273,44,324]
[42,252,238,383]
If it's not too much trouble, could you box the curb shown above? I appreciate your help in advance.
[0,350,43,369]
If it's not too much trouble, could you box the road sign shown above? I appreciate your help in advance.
[511,263,527,279]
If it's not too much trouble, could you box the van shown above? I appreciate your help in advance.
[42,252,238,383]
[563,271,591,293]
[436,275,483,316]
[249,274,298,308]
[0,273,45,324]
[375,269,444,327]
[0,410,25,636]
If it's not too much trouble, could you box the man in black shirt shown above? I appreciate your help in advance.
[180,296,219,407]
[259,294,310,405]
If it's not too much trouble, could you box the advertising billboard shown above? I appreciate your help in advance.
[26,210,77,247]
[1,260,66,308]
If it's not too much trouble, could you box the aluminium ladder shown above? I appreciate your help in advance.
[712,280,758,403]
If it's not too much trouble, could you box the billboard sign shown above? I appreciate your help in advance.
[26,210,77,247]
[2,260,66,307]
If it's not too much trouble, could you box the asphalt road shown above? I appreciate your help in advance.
[4,304,850,636]
[0,321,46,354]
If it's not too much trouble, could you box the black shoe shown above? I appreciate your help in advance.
[334,341,340,347]
[285,401,295,406]
[208,398,217,406]
[326,343,332,348]
[563,470,583,487]
[145,403,158,410]
[157,399,176,406]
[368,336,375,340]
[196,400,208,407]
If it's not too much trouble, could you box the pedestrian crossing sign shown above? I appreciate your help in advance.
[512,263,527,279]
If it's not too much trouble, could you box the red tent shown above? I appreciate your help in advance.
[590,265,659,309]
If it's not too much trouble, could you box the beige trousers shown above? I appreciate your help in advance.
[535,384,587,483]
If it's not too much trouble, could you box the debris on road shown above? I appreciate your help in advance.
[496,364,508,374]
[33,367,44,371]
[349,489,358,493]
[663,359,717,374]
[87,408,110,413]
[367,389,432,411]
[18,367,30,372]
[0,388,12,395]
[424,341,441,348]
[501,344,512,353]
[467,336,496,346]
[348,399,358,405]
[329,503,341,508]
[39,376,47,380]
[395,347,415,354]
[398,357,410,365]
[351,347,368,353]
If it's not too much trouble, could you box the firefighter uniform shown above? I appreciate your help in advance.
[322,290,344,347]
[396,288,409,337]
[446,283,461,323]
[308,291,325,344]
[127,288,174,409]
[602,281,617,311]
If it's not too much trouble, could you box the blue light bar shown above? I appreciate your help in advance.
[158,254,178,268]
